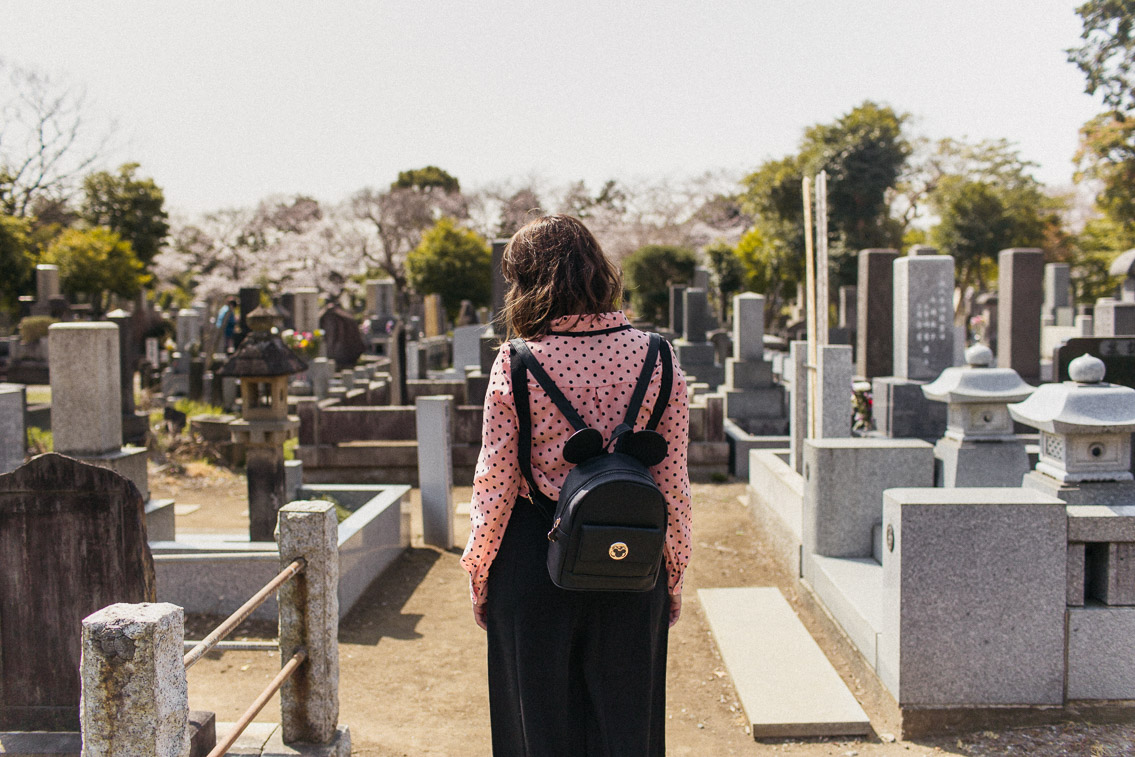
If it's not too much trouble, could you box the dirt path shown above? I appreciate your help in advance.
[176,474,1133,756]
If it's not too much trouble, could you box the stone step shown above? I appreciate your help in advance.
[698,586,871,738]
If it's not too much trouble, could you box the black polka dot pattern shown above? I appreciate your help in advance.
[460,311,692,604]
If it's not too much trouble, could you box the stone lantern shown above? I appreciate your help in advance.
[922,344,1035,487]
[217,305,307,541]
[1009,354,1135,506]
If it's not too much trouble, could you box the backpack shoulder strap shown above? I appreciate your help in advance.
[646,335,673,431]
[509,342,554,518]
[508,338,588,432]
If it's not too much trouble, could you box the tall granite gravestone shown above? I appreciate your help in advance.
[669,284,687,335]
[424,293,446,338]
[0,383,25,474]
[722,293,787,434]
[674,288,723,387]
[365,279,396,323]
[0,454,155,730]
[238,286,261,344]
[293,288,320,334]
[107,309,149,445]
[997,248,1044,385]
[1043,263,1073,327]
[872,250,954,439]
[31,264,60,316]
[855,249,899,379]
[491,239,508,323]
[277,291,296,330]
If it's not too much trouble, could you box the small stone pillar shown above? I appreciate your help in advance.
[1010,354,1135,505]
[416,396,455,549]
[80,602,189,757]
[815,344,853,439]
[922,344,1034,487]
[277,501,340,745]
[309,357,332,399]
[36,263,61,303]
[788,341,808,474]
[219,306,306,541]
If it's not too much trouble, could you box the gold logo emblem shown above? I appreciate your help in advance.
[609,542,629,560]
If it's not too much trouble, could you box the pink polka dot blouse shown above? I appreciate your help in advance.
[460,311,692,605]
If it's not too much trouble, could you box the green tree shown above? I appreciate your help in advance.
[0,214,36,314]
[1068,1,1135,114]
[704,241,745,322]
[734,225,803,327]
[43,227,148,314]
[80,162,170,268]
[392,166,461,194]
[622,244,697,325]
[405,218,491,319]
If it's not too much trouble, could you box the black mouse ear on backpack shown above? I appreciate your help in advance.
[563,427,604,464]
[621,430,668,467]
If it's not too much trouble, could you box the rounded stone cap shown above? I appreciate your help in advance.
[922,362,1034,404]
[1008,367,1135,434]
[1069,354,1106,384]
[1109,248,1135,277]
[965,344,994,367]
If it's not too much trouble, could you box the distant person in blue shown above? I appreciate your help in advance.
[216,298,238,353]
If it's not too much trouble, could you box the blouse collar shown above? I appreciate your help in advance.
[548,311,631,335]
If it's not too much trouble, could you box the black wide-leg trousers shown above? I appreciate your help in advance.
[486,498,670,757]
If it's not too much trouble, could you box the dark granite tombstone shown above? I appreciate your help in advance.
[998,248,1044,384]
[0,454,155,731]
[669,285,687,335]
[238,287,261,345]
[1055,337,1135,389]
[319,305,366,369]
[277,292,296,331]
[389,319,408,406]
[107,309,149,445]
[856,249,899,379]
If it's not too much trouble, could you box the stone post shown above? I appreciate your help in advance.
[36,263,61,303]
[49,323,121,456]
[417,396,455,549]
[789,341,808,474]
[733,292,764,362]
[107,309,147,445]
[997,248,1044,385]
[309,357,332,400]
[856,249,899,379]
[0,383,26,474]
[247,447,287,541]
[80,602,189,757]
[1044,263,1073,326]
[277,501,340,745]
[669,285,686,335]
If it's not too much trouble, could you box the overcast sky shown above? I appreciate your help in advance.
[0,1,1104,216]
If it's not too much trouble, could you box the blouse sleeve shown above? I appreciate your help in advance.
[460,345,522,605]
[650,341,692,596]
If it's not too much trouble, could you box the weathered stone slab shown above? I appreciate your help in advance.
[0,454,155,731]
[49,323,121,456]
[699,587,870,738]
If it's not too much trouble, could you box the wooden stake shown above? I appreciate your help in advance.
[803,176,817,439]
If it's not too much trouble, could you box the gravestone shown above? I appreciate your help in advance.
[894,251,955,380]
[1094,297,1135,337]
[669,284,687,334]
[1055,337,1135,388]
[1044,263,1073,327]
[674,288,723,387]
[293,288,320,334]
[789,341,808,474]
[424,294,446,338]
[50,323,122,456]
[693,266,711,292]
[855,249,899,379]
[997,248,1044,385]
[365,279,396,322]
[838,285,857,332]
[453,324,491,371]
[0,454,155,730]
[389,319,408,406]
[722,293,787,434]
[319,304,366,368]
[36,264,60,304]
[278,291,296,330]
[0,383,25,474]
[107,309,149,445]
[238,287,261,342]
[491,239,508,322]
[416,396,455,548]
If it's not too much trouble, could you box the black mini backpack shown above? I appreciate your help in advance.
[509,332,673,592]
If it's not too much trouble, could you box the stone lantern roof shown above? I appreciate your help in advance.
[1108,248,1135,277]
[1008,354,1135,434]
[216,305,307,378]
[922,344,1034,404]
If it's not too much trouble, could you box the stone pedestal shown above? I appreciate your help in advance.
[674,287,724,387]
[933,438,1030,488]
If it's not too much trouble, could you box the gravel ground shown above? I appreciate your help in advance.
[168,470,1134,755]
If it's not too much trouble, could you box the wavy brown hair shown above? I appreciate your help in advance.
[500,214,623,340]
